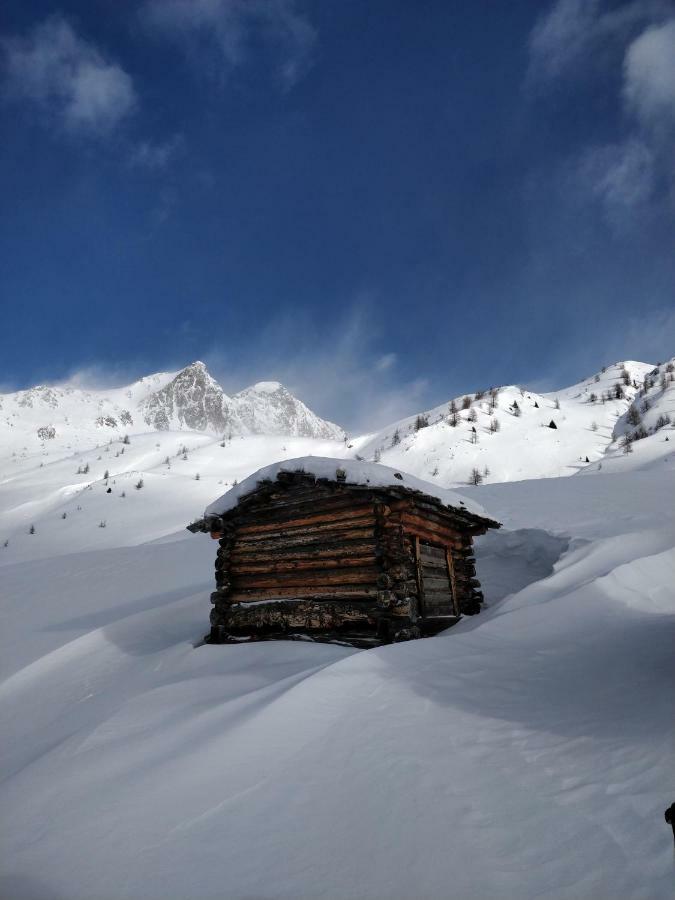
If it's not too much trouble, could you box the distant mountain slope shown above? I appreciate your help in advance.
[233,381,345,440]
[358,360,673,485]
[1,356,672,565]
[0,361,345,459]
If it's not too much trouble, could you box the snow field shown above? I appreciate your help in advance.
[1,356,674,898]
[1,458,673,899]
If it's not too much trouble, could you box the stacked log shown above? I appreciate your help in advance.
[204,472,494,644]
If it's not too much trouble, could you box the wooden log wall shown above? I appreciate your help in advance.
[210,483,386,639]
[208,476,486,644]
[383,497,484,618]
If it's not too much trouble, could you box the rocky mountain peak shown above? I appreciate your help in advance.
[233,381,344,440]
[138,362,235,433]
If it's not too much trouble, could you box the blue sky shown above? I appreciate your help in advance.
[1,0,674,429]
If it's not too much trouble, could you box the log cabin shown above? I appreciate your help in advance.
[187,458,500,646]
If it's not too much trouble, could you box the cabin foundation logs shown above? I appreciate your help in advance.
[204,477,493,645]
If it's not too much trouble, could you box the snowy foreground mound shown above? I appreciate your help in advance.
[1,460,674,899]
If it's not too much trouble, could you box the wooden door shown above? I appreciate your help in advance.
[417,540,456,617]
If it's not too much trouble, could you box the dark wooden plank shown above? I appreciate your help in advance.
[229,538,377,563]
[397,515,463,548]
[230,555,377,575]
[421,575,452,592]
[234,524,375,551]
[420,562,448,575]
[229,586,378,602]
[237,504,375,535]
[234,517,376,544]
[419,544,447,561]
[231,566,380,590]
[446,547,459,617]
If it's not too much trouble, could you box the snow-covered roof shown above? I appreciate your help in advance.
[204,456,497,523]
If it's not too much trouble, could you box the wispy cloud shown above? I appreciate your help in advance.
[623,19,675,132]
[529,1,675,232]
[203,305,430,433]
[1,15,136,136]
[140,0,317,89]
[129,134,185,170]
[527,0,672,89]
[574,138,655,230]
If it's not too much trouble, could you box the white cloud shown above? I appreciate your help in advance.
[1,16,136,136]
[528,0,602,84]
[576,138,655,229]
[375,353,397,373]
[527,0,672,88]
[203,305,430,433]
[529,2,675,231]
[623,20,675,129]
[129,134,185,170]
[140,0,316,89]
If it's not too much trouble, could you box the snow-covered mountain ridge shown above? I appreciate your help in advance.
[0,361,345,449]
[359,359,675,485]
[0,355,672,567]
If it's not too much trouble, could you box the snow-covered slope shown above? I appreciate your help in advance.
[359,360,674,485]
[1,358,673,568]
[1,450,673,900]
[1,353,674,898]
[233,381,344,440]
[0,433,353,565]
[0,361,345,461]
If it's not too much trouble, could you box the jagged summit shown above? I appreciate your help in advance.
[139,361,234,433]
[233,381,343,440]
[0,360,345,445]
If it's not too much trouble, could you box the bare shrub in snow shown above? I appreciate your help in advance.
[461,396,471,410]
[489,418,500,433]
[468,468,483,485]
[415,415,429,431]
[135,478,144,490]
